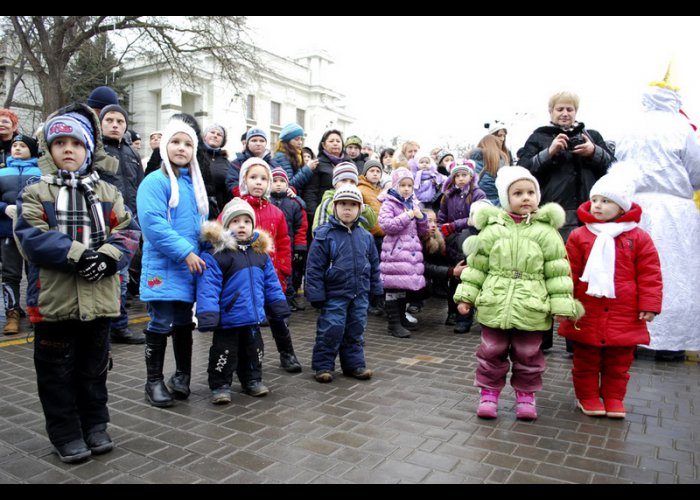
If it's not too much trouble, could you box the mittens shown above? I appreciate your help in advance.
[440,223,456,237]
[76,250,118,282]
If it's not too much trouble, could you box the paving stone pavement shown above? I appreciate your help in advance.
[0,296,698,484]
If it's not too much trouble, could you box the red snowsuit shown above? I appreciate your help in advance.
[558,201,662,401]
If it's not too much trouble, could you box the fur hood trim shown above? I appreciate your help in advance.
[200,220,273,255]
[473,203,566,231]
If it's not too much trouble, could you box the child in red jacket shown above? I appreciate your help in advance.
[238,157,302,380]
[558,173,662,419]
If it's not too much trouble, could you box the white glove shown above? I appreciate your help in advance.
[5,205,16,219]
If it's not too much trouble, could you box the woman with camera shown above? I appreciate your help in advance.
[517,91,614,241]
[517,91,614,351]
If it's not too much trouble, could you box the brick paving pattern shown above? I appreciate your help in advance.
[0,297,698,483]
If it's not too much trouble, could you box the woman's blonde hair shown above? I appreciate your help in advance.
[548,91,580,112]
[477,134,509,177]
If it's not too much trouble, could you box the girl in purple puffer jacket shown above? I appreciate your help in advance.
[438,159,486,333]
[377,167,429,338]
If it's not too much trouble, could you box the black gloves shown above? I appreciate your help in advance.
[310,301,325,310]
[293,250,306,264]
[77,250,118,282]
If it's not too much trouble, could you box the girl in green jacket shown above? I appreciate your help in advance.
[455,166,583,421]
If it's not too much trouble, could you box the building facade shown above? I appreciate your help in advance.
[120,47,354,157]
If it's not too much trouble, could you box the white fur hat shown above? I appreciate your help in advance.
[589,174,633,212]
[495,166,540,212]
[239,157,273,198]
[160,118,209,217]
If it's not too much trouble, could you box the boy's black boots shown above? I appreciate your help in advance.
[168,324,193,399]
[385,300,411,338]
[144,331,174,408]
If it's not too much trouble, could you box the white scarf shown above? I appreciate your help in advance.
[580,221,637,298]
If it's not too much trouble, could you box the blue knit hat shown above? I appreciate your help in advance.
[279,123,304,142]
[44,114,95,172]
[86,86,119,109]
[246,127,268,143]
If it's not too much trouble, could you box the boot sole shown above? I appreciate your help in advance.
[54,447,91,463]
[282,365,303,373]
[89,442,114,455]
[576,400,606,417]
[145,394,175,408]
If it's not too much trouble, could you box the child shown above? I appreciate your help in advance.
[14,104,138,462]
[1,134,41,334]
[420,208,467,305]
[196,198,290,404]
[438,160,486,333]
[377,167,429,338]
[454,166,583,421]
[558,173,662,418]
[305,184,382,382]
[411,150,446,209]
[269,167,308,312]
[311,161,378,235]
[136,118,209,408]
[358,159,386,315]
[238,157,303,378]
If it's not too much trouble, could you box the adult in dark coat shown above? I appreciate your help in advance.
[517,90,614,350]
[202,123,232,213]
[301,129,351,242]
[517,91,614,241]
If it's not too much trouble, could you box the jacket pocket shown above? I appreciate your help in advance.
[225,291,241,312]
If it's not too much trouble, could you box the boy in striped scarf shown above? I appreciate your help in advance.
[14,105,138,464]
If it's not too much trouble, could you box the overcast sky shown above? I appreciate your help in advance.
[246,16,700,152]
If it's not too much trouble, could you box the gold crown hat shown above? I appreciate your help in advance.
[650,59,680,91]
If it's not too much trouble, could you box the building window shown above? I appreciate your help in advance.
[271,101,281,126]
[246,95,255,121]
[296,108,306,129]
[270,132,280,146]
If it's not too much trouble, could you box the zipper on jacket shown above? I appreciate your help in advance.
[502,219,519,330]
[348,224,359,295]
[243,249,260,324]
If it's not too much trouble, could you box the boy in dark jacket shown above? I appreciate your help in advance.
[0,134,41,334]
[196,198,290,404]
[269,167,308,312]
[305,184,382,383]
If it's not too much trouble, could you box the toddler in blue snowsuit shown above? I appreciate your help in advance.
[196,198,290,403]
[305,184,382,383]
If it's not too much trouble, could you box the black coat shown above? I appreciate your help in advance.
[204,146,232,213]
[301,150,351,217]
[517,122,614,240]
[102,137,144,215]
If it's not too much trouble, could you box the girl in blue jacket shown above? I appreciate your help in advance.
[196,198,290,404]
[136,118,209,408]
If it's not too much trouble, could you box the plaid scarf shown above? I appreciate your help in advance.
[42,170,106,250]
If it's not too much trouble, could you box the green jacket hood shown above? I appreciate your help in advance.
[37,101,118,177]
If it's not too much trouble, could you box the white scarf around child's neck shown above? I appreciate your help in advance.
[580,221,637,298]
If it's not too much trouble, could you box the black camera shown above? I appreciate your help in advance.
[567,133,586,150]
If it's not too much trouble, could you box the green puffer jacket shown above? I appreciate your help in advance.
[13,103,139,323]
[454,203,583,332]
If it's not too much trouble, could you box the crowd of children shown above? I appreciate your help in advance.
[1,87,674,464]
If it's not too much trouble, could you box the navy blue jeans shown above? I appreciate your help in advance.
[312,293,368,372]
